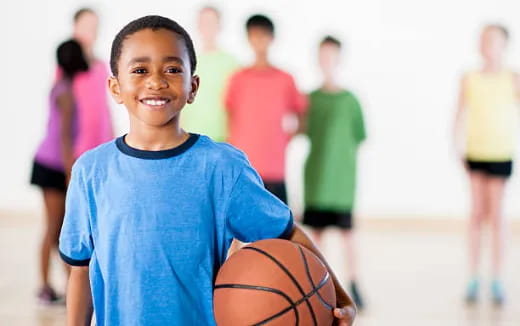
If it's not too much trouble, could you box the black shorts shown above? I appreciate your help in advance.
[303,208,353,230]
[263,181,287,204]
[466,160,512,178]
[30,161,67,192]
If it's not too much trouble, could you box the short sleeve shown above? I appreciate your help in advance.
[225,165,294,243]
[59,166,94,266]
[287,76,307,114]
[352,96,366,144]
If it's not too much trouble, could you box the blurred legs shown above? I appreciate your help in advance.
[39,188,66,303]
[468,172,486,277]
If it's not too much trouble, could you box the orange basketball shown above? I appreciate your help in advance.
[214,239,336,326]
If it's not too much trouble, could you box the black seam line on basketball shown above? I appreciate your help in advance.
[296,244,334,310]
[253,271,331,326]
[243,246,318,326]
[214,284,299,326]
[214,275,331,326]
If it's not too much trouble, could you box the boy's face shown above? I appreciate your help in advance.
[74,12,98,52]
[108,28,199,128]
[198,8,220,43]
[480,27,507,64]
[319,43,341,77]
[247,27,273,56]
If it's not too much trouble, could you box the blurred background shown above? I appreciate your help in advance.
[2,0,520,325]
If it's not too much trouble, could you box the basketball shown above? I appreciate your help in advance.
[214,239,336,326]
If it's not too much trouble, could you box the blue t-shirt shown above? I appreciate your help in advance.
[59,134,293,326]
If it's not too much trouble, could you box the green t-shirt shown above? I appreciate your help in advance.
[304,89,366,211]
[181,50,238,142]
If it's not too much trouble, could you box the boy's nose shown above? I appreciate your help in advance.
[145,74,168,90]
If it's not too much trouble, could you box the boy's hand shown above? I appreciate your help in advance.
[288,225,356,325]
[333,305,356,326]
[332,288,356,326]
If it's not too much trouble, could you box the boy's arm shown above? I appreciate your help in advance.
[295,111,307,135]
[453,74,467,161]
[56,90,75,180]
[288,77,307,136]
[67,266,93,326]
[353,98,366,145]
[288,224,356,326]
[514,72,520,103]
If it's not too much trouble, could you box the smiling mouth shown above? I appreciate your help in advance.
[139,97,171,107]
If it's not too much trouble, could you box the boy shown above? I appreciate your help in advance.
[453,24,520,304]
[181,5,238,142]
[59,16,355,325]
[303,36,367,309]
[225,14,306,204]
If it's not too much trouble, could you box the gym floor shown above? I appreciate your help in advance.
[1,213,519,326]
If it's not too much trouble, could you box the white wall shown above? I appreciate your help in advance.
[2,0,520,218]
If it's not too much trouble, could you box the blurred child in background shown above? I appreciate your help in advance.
[303,36,366,309]
[31,39,88,304]
[453,24,520,305]
[182,5,238,142]
[71,8,114,157]
[225,14,306,203]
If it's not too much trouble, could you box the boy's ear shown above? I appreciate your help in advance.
[187,75,200,104]
[108,76,123,104]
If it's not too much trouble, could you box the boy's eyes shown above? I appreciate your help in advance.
[166,67,183,74]
[130,67,183,74]
[132,68,147,74]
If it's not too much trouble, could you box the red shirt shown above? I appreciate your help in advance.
[225,67,307,181]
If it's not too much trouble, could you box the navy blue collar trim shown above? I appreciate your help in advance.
[116,133,200,159]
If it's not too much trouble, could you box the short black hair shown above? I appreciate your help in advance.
[485,24,510,41]
[110,15,197,77]
[246,14,274,35]
[320,35,342,48]
[57,39,89,78]
[73,7,95,22]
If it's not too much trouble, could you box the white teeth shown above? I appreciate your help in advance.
[143,99,167,106]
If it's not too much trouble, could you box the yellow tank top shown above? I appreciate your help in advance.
[465,70,518,161]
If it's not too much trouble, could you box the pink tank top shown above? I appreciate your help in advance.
[72,61,114,158]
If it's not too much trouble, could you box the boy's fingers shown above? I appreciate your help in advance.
[333,307,353,326]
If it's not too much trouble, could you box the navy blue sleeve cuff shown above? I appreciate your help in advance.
[59,250,90,266]
[278,213,295,240]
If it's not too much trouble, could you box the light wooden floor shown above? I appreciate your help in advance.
[1,212,519,325]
